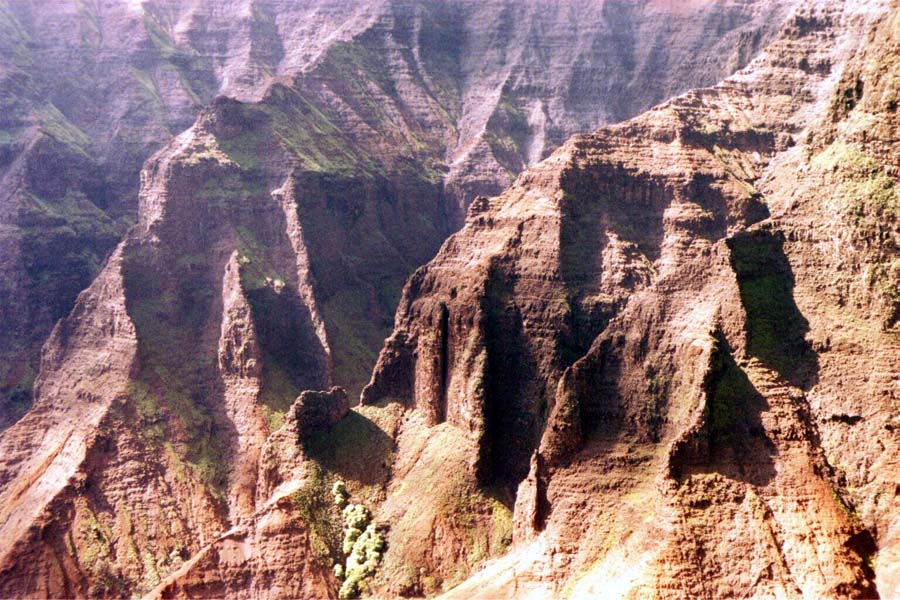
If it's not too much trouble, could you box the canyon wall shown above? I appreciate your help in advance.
[0,0,789,426]
[362,0,899,596]
[6,0,897,598]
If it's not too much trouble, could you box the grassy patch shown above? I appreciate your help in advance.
[705,353,756,445]
[435,475,514,588]
[18,190,121,327]
[0,2,33,64]
[130,67,164,106]
[324,41,396,98]
[484,95,531,175]
[320,285,395,400]
[290,465,343,562]
[35,103,91,154]
[305,410,394,486]
[415,4,463,120]
[217,128,265,172]
[317,41,401,140]
[121,243,230,502]
[214,94,385,176]
[812,140,899,238]
[264,91,383,175]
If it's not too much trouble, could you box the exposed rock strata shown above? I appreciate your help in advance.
[4,0,897,598]
[0,0,790,425]
[362,0,899,596]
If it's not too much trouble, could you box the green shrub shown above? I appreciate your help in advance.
[332,480,349,508]
[341,504,371,554]
[340,523,386,599]
[331,485,386,599]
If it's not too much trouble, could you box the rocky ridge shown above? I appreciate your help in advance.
[5,0,895,598]
[0,0,790,426]
[361,0,899,597]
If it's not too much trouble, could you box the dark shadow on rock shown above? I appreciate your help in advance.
[845,527,879,597]
[478,264,541,494]
[727,229,819,389]
[303,410,393,487]
[245,285,331,406]
[670,333,777,487]
[578,336,626,443]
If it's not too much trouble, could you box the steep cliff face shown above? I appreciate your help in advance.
[362,0,899,597]
[0,0,789,426]
[9,0,897,598]
[0,0,391,428]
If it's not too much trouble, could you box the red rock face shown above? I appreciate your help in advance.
[364,0,900,597]
[0,0,789,427]
[5,0,898,599]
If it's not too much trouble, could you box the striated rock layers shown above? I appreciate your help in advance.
[360,0,900,597]
[0,0,790,426]
[4,0,899,598]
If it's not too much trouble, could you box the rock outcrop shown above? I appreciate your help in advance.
[361,0,900,596]
[295,388,351,439]
[6,0,899,598]
[0,0,791,426]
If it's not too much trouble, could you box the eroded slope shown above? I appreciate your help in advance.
[0,0,790,426]
[361,0,898,597]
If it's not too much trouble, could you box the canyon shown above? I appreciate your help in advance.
[0,0,898,599]
[0,0,790,426]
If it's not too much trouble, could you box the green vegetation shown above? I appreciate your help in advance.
[830,486,862,526]
[330,482,387,600]
[291,472,389,598]
[213,93,387,177]
[332,481,350,508]
[0,1,33,64]
[132,369,228,499]
[36,103,92,154]
[439,475,513,567]
[484,95,531,175]
[291,466,343,562]
[706,356,752,444]
[78,504,114,568]
[305,410,394,486]
[142,12,193,64]
[264,95,382,176]
[699,334,767,462]
[415,6,463,120]
[317,41,405,149]
[340,520,385,599]
[373,425,514,595]
[233,226,315,422]
[75,0,103,48]
[137,11,207,109]
[812,140,899,236]
[217,128,266,171]
[129,67,165,108]
[18,190,121,333]
[320,284,397,400]
[121,243,230,502]
[324,41,396,98]
[813,141,899,327]
[74,500,133,597]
